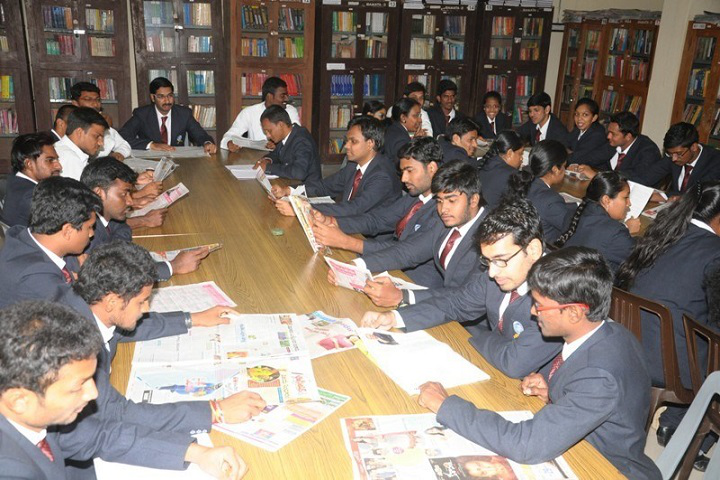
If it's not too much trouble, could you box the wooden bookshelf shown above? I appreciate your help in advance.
[131,0,227,142]
[0,0,33,172]
[475,5,553,126]
[228,0,314,139]
[672,21,720,148]
[315,0,398,164]
[25,0,131,132]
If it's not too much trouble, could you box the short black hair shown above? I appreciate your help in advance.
[260,104,292,126]
[347,116,384,152]
[149,77,174,94]
[475,197,544,248]
[483,91,503,105]
[575,97,599,116]
[362,100,386,116]
[29,177,102,235]
[528,246,613,322]
[11,132,57,173]
[390,97,419,122]
[55,104,78,124]
[404,82,426,97]
[70,81,100,101]
[436,79,458,97]
[445,117,479,142]
[66,107,109,135]
[527,92,552,109]
[431,159,483,201]
[398,137,443,166]
[0,301,102,395]
[664,122,699,149]
[610,111,640,138]
[261,76,288,102]
[74,241,157,305]
[81,156,138,191]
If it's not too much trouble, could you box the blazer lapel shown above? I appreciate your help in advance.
[170,106,184,146]
[145,106,162,143]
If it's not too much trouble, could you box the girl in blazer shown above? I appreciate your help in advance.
[476,130,524,207]
[384,98,422,166]
[566,98,613,169]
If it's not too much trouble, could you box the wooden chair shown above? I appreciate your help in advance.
[610,287,695,432]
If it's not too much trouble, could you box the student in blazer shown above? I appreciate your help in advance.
[566,98,614,169]
[426,79,466,138]
[473,90,511,141]
[515,92,569,148]
[383,98,422,165]
[438,117,480,166]
[476,131,525,207]
[662,122,720,197]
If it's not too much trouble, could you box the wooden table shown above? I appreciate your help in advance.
[112,151,625,479]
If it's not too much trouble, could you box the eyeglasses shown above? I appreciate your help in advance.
[533,302,589,312]
[153,93,175,100]
[664,148,690,160]
[479,246,524,268]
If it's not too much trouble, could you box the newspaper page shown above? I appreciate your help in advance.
[225,164,279,180]
[152,157,179,182]
[130,147,209,159]
[358,329,490,394]
[255,168,276,199]
[124,157,160,172]
[297,311,362,359]
[325,257,373,291]
[342,413,577,480]
[149,281,236,313]
[215,389,350,452]
[642,200,672,219]
[290,195,321,252]
[373,271,428,291]
[627,181,654,219]
[559,192,582,205]
[230,135,272,151]
[150,243,222,262]
[128,182,189,217]
[307,196,335,205]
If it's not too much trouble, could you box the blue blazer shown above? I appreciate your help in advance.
[119,104,214,149]
[524,179,574,244]
[477,155,517,207]
[613,134,666,188]
[1,173,35,227]
[666,144,720,196]
[382,121,411,166]
[436,321,661,480]
[567,122,614,169]
[266,125,322,183]
[473,112,511,140]
[438,137,476,166]
[426,106,466,138]
[516,114,569,147]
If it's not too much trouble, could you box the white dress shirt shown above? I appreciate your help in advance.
[562,320,606,361]
[93,313,116,352]
[677,145,702,191]
[221,102,301,148]
[536,117,550,141]
[27,229,66,270]
[150,108,173,149]
[436,206,485,268]
[16,171,38,185]
[691,218,716,235]
[610,138,637,170]
[55,135,89,181]
[6,418,47,446]
[98,126,132,159]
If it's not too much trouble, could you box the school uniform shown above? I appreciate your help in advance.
[610,134,666,188]
[525,178,574,244]
[476,155,518,207]
[473,112,511,140]
[265,125,321,183]
[666,144,720,196]
[382,121,412,165]
[516,114,569,147]
[1,172,36,227]
[567,122,615,169]
[427,106,466,138]
[119,104,214,150]
[438,137,476,165]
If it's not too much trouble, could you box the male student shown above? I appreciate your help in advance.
[387,82,433,137]
[516,92,569,147]
[2,132,61,227]
[352,160,487,308]
[473,90,511,141]
[221,76,301,151]
[661,122,720,197]
[252,105,321,183]
[426,79,466,137]
[79,157,208,280]
[312,137,444,288]
[70,82,132,161]
[438,117,480,165]
[51,105,78,141]
[362,198,562,379]
[0,301,247,479]
[55,107,108,181]
[271,116,402,218]
[0,177,102,308]
[417,247,660,480]
[119,77,216,153]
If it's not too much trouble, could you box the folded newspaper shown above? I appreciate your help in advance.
[128,182,189,217]
[290,195,322,253]
[150,243,222,263]
[230,135,271,151]
[297,311,362,359]
[325,257,427,292]
[130,146,209,159]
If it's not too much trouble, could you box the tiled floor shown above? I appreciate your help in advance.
[644,408,708,479]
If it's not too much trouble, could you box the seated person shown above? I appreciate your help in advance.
[387,82,432,137]
[0,177,102,308]
[473,90,511,141]
[661,122,720,198]
[271,116,402,218]
[362,198,562,379]
[476,130,524,207]
[566,97,614,169]
[312,137,444,288]
[554,171,638,273]
[350,160,487,308]
[383,98,422,165]
[51,104,78,141]
[417,247,660,480]
[438,117,480,165]
[70,81,132,161]
[2,132,61,227]
[362,100,387,123]
[55,107,108,181]
[426,79,466,137]
[221,76,301,151]
[119,77,216,154]
[0,300,247,479]
[253,105,321,183]
[515,92,569,148]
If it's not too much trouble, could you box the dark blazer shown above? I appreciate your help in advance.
[119,104,214,149]
[426,106,466,138]
[630,224,720,389]
[0,226,72,308]
[525,179,574,244]
[477,155,517,207]
[438,137,476,165]
[399,269,562,379]
[1,173,35,227]
[305,153,402,218]
[265,125,322,183]
[516,114,569,147]
[567,122,614,169]
[473,112,511,140]
[613,134,665,188]
[666,144,720,196]
[563,202,635,273]
[382,121,412,165]
[436,322,660,480]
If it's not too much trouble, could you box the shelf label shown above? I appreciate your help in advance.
[404,64,425,70]
[326,63,346,70]
[403,3,425,9]
[323,0,341,4]
[485,4,492,10]
[73,29,86,35]
[693,23,706,30]
[389,1,397,7]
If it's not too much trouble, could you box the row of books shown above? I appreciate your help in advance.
[605,55,624,77]
[191,104,216,128]
[515,75,536,97]
[585,29,601,50]
[682,103,703,126]
[363,74,385,97]
[632,29,653,55]
[512,104,527,125]
[582,54,597,80]
[444,16,466,36]
[187,70,215,95]
[365,38,388,59]
[491,16,514,36]
[411,15,435,36]
[279,8,304,32]
[45,35,75,56]
[188,35,212,53]
[88,37,115,57]
[278,37,304,59]
[711,109,720,138]
[330,74,354,97]
[329,138,345,154]
[183,3,212,27]
[600,89,620,112]
[330,37,355,58]
[561,83,573,104]
[522,17,543,37]
[628,58,649,82]
[609,28,629,52]
[486,74,508,96]
[240,38,268,57]
[694,36,716,63]
[146,32,175,53]
[489,44,512,60]
[239,73,302,97]
[85,8,114,33]
[519,41,540,61]
[409,37,434,60]
[0,75,13,100]
[0,35,8,52]
[0,108,17,134]
[149,69,178,86]
[442,40,464,61]
[279,74,302,97]
[329,104,353,129]
[366,12,387,35]
[624,95,642,116]
[332,11,356,33]
[42,6,73,30]
[48,76,75,101]
[687,67,710,97]
[90,78,117,100]
[240,5,268,30]
[144,1,174,26]
[564,57,576,76]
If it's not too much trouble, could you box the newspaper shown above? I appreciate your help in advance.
[230,135,272,151]
[216,389,350,452]
[358,329,490,394]
[374,271,428,291]
[627,181,654,219]
[559,192,582,205]
[255,168,276,199]
[307,196,335,205]
[297,311,362,359]
[325,258,428,292]
[128,182,189,217]
[290,195,322,253]
[642,201,673,219]
[150,243,222,263]
[226,164,277,180]
[130,147,209,159]
[342,413,577,480]
[152,156,179,182]
[124,157,161,173]
[149,281,236,313]
[564,169,589,181]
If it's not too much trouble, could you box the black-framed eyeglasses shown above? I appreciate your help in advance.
[479,246,525,268]
[663,147,690,160]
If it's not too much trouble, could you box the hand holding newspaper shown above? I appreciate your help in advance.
[626,180,655,219]
[325,257,427,292]
[150,243,222,262]
[128,182,189,217]
[230,135,272,151]
[290,195,322,253]
[255,168,277,200]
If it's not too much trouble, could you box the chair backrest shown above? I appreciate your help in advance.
[610,286,694,404]
[683,314,720,395]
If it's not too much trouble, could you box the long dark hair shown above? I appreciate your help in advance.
[477,130,522,169]
[506,139,567,197]
[616,181,720,289]
[555,171,628,248]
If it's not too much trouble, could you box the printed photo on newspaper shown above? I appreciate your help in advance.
[128,182,189,217]
[297,311,362,359]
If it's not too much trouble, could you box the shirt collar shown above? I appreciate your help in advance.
[27,229,66,270]
[356,156,374,175]
[16,171,38,184]
[155,107,171,121]
[617,138,637,155]
[537,117,550,136]
[92,313,116,349]
[690,218,716,234]
[688,144,703,168]
[455,206,485,237]
[487,115,495,124]
[281,130,292,146]
[98,215,109,227]
[60,135,89,162]
[515,281,529,296]
[418,192,432,204]
[562,321,605,360]
[6,417,47,446]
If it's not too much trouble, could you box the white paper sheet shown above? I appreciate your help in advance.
[124,157,160,172]
[128,182,189,217]
[297,311,361,359]
[626,181,654,219]
[130,147,209,159]
[226,164,279,180]
[149,281,236,313]
[150,243,222,263]
[230,135,272,151]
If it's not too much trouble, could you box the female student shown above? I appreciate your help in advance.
[506,139,573,243]
[554,171,639,272]
[476,130,524,207]
[566,97,613,169]
[362,100,387,122]
[473,90,511,141]
[383,98,422,165]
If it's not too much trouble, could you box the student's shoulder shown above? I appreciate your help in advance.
[131,104,154,116]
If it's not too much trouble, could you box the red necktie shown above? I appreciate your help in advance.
[439,229,461,270]
[547,352,564,381]
[681,164,694,192]
[160,116,168,144]
[498,289,520,333]
[615,153,626,170]
[445,114,451,125]
[535,128,541,143]
[348,169,363,201]
[395,201,423,237]
[61,266,72,284]
[37,438,55,462]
